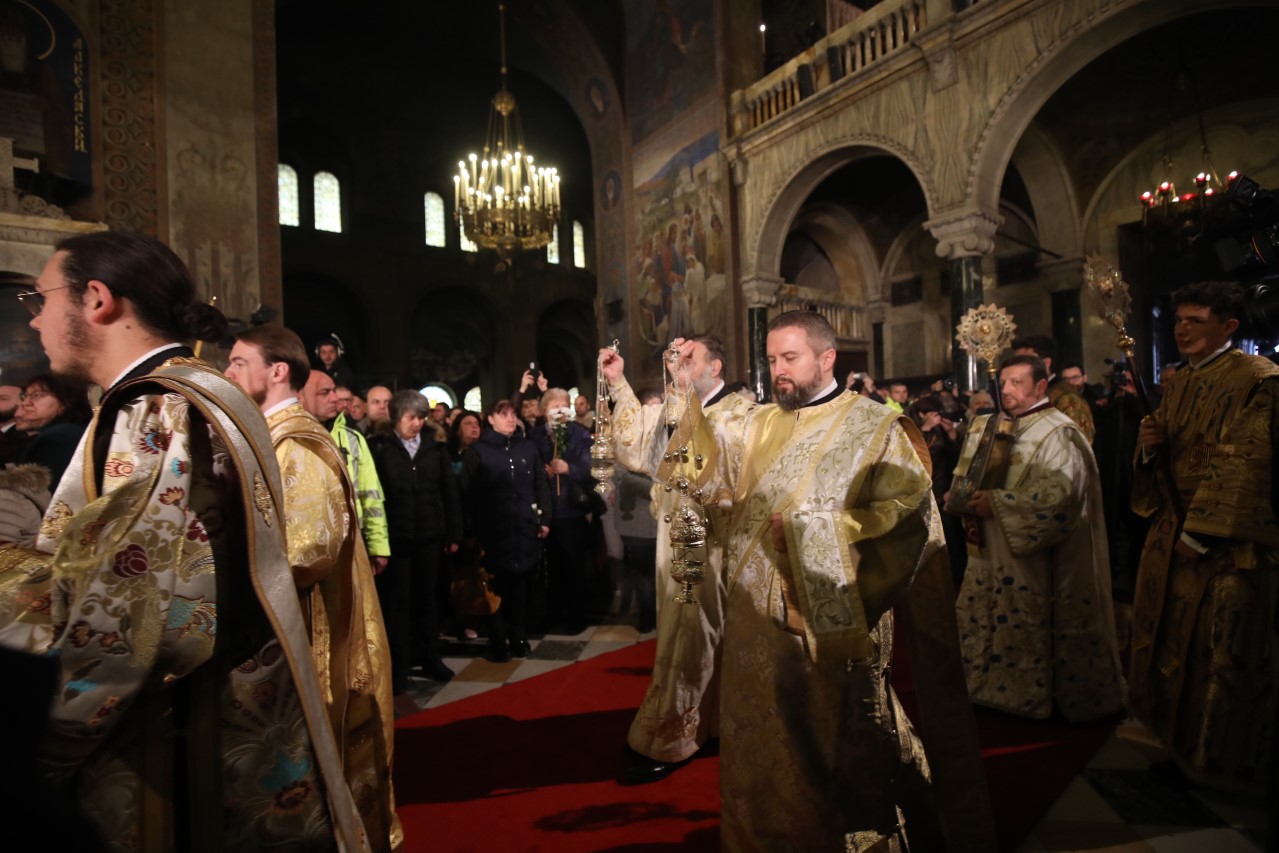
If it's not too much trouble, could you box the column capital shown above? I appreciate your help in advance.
[924,208,1004,260]
[1037,254,1087,292]
[741,273,785,308]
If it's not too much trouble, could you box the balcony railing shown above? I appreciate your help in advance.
[730,0,933,137]
[774,289,868,341]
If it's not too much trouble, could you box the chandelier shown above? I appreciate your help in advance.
[454,2,560,256]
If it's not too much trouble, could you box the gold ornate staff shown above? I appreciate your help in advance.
[945,304,1017,515]
[660,341,707,605]
[589,339,620,500]
[1084,254,1185,521]
[192,295,218,360]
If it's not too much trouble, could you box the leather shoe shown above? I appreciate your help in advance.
[510,639,532,658]
[620,747,690,785]
[485,642,511,663]
[423,660,454,683]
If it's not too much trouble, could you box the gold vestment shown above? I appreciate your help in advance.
[267,402,402,851]
[1130,349,1279,789]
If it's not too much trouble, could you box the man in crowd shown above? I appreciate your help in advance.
[349,391,368,423]
[601,333,753,783]
[885,381,909,413]
[0,383,27,464]
[304,373,391,576]
[430,401,449,425]
[362,384,393,434]
[226,325,400,850]
[1012,334,1095,442]
[574,392,595,431]
[949,354,1123,721]
[1131,281,1279,790]
[334,384,354,416]
[663,313,978,850]
[0,231,365,850]
[314,332,353,387]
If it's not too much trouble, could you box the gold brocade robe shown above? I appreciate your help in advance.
[0,361,368,852]
[953,407,1124,720]
[609,377,755,762]
[267,403,402,852]
[1130,349,1279,789]
[1048,381,1095,443]
[667,389,945,853]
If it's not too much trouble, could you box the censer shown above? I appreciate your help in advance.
[589,339,620,500]
[659,340,709,605]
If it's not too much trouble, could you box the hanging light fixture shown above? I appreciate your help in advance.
[454,2,560,258]
[1137,49,1237,242]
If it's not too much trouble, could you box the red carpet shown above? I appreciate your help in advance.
[393,642,719,852]
[395,639,1113,852]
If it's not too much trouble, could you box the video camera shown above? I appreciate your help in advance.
[1194,174,1279,339]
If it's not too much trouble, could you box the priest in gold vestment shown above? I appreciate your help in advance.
[227,326,401,851]
[0,233,368,852]
[951,355,1124,721]
[601,335,754,782]
[1132,281,1279,790]
[665,313,949,852]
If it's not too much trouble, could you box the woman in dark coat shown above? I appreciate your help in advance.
[368,390,463,690]
[15,373,92,491]
[464,398,550,662]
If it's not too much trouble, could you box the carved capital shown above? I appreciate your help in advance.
[741,273,784,308]
[729,150,748,187]
[1037,255,1087,292]
[924,209,1004,260]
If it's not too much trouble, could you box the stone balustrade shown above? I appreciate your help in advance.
[774,289,868,342]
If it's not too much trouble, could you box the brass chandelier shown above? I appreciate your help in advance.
[454,2,560,256]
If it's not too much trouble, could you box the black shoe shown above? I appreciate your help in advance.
[423,660,454,683]
[619,747,691,785]
[485,641,511,663]
[511,639,531,658]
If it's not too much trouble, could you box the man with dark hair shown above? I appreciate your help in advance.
[0,232,365,850]
[886,381,909,413]
[227,325,400,850]
[660,311,989,850]
[949,354,1123,720]
[1012,334,1095,442]
[1131,280,1279,791]
[601,330,752,783]
[314,332,353,387]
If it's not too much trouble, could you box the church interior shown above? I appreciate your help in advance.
[2,0,1277,850]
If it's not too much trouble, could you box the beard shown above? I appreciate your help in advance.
[0,405,14,423]
[50,308,96,385]
[772,372,824,411]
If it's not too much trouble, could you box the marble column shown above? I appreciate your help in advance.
[925,210,1002,392]
[741,274,783,401]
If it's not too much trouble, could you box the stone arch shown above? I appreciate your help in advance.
[281,271,370,373]
[1008,122,1080,255]
[536,297,597,394]
[749,141,934,283]
[968,0,1279,218]
[785,202,878,305]
[407,285,502,403]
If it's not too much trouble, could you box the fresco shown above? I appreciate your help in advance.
[624,0,716,145]
[632,130,726,349]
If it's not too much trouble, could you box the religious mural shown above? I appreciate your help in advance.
[624,0,715,145]
[632,130,727,349]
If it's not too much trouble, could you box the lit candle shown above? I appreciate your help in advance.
[759,23,766,56]
[453,174,460,211]
[469,153,478,191]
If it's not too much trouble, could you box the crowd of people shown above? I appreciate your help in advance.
[0,229,1273,852]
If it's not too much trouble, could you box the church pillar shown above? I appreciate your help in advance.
[742,274,782,401]
[924,210,1002,392]
[1039,255,1087,363]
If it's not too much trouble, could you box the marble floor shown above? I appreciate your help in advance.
[397,619,1268,852]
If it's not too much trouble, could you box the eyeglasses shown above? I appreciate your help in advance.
[16,283,75,317]
[19,391,51,403]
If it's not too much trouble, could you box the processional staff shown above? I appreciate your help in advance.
[944,304,1018,515]
[1083,255,1185,523]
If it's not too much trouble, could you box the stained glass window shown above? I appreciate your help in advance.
[573,220,586,268]
[314,171,342,233]
[546,223,560,264]
[424,192,446,247]
[278,164,299,227]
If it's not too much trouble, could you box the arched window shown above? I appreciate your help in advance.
[573,220,586,268]
[546,223,560,264]
[314,171,342,233]
[424,192,446,247]
[278,164,299,227]
[460,222,478,253]
[463,386,483,412]
[419,384,455,408]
